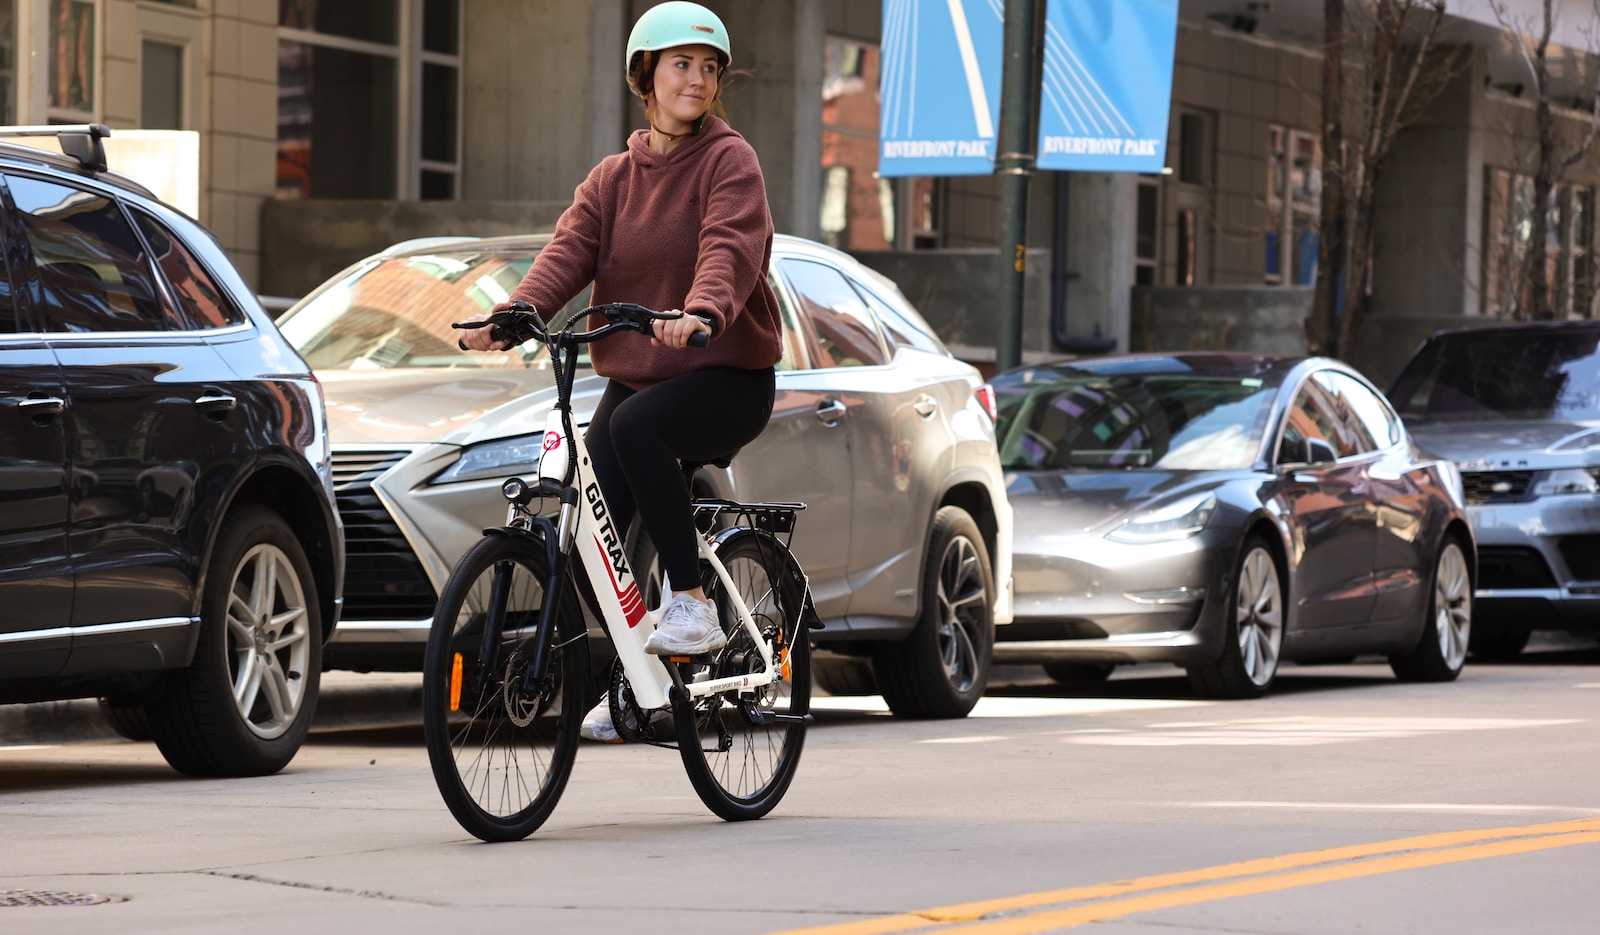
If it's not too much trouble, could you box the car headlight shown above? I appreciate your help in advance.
[1531,468,1600,497]
[431,435,543,485]
[1107,493,1217,543]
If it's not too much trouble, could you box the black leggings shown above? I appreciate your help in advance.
[585,366,776,593]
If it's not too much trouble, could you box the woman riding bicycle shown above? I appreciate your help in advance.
[458,1,783,743]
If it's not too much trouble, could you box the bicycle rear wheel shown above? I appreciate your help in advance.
[422,534,588,841]
[673,529,810,821]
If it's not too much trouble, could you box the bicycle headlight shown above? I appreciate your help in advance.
[1107,493,1217,543]
[432,435,543,485]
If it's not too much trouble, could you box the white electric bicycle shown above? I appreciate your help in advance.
[421,301,815,842]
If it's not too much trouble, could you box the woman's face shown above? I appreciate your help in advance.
[651,44,721,128]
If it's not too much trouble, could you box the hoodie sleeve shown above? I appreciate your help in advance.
[508,161,608,320]
[682,140,774,335]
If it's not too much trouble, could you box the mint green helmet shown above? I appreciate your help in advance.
[626,1,731,79]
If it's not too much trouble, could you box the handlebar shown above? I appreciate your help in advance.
[452,301,710,350]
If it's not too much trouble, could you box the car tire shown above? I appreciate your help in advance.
[1390,537,1472,682]
[98,697,152,742]
[1042,662,1115,684]
[1186,536,1284,699]
[811,654,880,696]
[873,506,994,719]
[1468,619,1531,660]
[145,505,323,777]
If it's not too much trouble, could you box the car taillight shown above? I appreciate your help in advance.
[974,384,997,422]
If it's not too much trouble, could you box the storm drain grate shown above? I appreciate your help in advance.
[0,889,117,907]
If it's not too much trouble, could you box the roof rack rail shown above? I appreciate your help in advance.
[0,124,112,172]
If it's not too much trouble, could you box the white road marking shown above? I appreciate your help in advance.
[813,695,1206,719]
[1057,715,1578,746]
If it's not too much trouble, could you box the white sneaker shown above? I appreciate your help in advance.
[643,593,727,655]
[579,698,622,743]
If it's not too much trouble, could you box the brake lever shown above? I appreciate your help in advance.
[453,305,542,350]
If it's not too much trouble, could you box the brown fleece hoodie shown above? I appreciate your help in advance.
[507,116,783,389]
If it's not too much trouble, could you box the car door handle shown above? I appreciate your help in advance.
[195,394,237,418]
[17,396,66,417]
[913,394,938,419]
[815,398,847,425]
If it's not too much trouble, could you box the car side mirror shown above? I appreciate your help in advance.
[1303,437,1337,464]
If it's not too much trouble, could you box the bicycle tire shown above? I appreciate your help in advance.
[422,533,588,841]
[673,529,810,821]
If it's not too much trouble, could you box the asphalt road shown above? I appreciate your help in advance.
[2,638,1597,934]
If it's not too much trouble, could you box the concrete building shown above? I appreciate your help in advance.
[2,0,1596,381]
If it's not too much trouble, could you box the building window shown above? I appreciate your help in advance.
[1177,111,1209,186]
[141,39,183,129]
[1135,178,1160,286]
[1484,167,1596,318]
[1,0,15,125]
[48,0,96,121]
[1176,208,1196,286]
[1266,125,1320,285]
[419,0,460,200]
[277,0,459,201]
[821,35,889,250]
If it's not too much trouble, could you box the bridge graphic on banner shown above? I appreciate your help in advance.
[1041,16,1138,146]
[1036,0,1177,173]
[879,0,1003,177]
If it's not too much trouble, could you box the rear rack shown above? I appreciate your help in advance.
[0,124,111,172]
[692,498,806,546]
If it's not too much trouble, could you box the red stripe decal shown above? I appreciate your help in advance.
[595,534,647,627]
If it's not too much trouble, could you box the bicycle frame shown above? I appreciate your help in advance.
[525,407,780,711]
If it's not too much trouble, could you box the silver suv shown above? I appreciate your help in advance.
[276,233,1014,717]
[1387,322,1600,657]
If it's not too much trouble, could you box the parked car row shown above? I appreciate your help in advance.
[4,126,1593,779]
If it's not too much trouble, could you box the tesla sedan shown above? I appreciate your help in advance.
[990,353,1475,698]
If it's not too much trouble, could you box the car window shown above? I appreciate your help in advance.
[851,277,946,355]
[6,174,165,333]
[1388,327,1600,423]
[1280,374,1371,461]
[0,227,13,334]
[778,258,889,368]
[1320,371,1399,449]
[765,269,808,371]
[993,369,1278,470]
[131,208,246,330]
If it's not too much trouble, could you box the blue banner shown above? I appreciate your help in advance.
[878,0,1004,177]
[1036,0,1178,173]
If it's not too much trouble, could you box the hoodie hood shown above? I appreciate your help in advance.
[626,114,735,169]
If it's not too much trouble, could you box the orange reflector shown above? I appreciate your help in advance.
[780,646,791,681]
[669,655,692,663]
[449,652,464,712]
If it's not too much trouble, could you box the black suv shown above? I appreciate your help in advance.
[0,126,343,775]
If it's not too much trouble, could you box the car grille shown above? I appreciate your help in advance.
[332,450,436,620]
[1559,535,1600,580]
[1475,546,1557,590]
[1459,470,1536,505]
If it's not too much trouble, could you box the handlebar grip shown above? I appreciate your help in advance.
[687,329,710,349]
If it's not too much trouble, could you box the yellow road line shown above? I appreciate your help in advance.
[767,818,1600,935]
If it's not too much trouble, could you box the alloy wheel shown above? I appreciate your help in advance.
[935,534,988,694]
[224,543,313,740]
[1235,547,1283,687]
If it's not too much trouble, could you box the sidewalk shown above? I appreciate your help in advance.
[0,672,425,746]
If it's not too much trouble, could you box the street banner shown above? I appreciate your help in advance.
[878,0,1004,177]
[1037,0,1178,173]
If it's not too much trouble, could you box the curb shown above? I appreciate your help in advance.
[0,672,425,747]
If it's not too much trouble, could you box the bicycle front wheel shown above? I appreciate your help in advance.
[422,533,588,841]
[674,529,810,821]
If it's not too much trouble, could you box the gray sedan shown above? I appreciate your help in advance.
[991,353,1474,698]
[274,233,1014,719]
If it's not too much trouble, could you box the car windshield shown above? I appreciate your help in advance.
[278,248,572,371]
[994,369,1277,470]
[1388,328,1600,424]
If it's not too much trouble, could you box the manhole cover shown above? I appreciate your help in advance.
[0,889,117,907]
